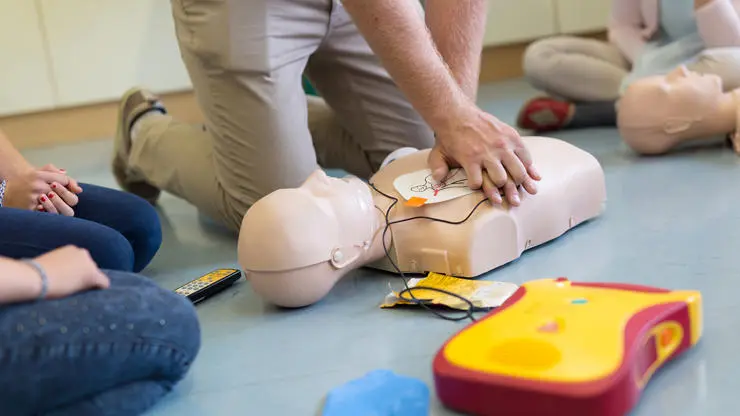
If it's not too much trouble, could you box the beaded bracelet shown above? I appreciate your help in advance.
[21,259,49,301]
[0,179,6,207]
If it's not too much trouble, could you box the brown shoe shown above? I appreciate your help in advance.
[113,87,163,204]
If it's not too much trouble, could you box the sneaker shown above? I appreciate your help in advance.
[516,96,574,132]
[380,147,419,169]
[113,87,164,204]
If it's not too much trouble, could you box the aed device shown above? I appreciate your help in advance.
[433,277,702,416]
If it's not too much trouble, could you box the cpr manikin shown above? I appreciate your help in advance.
[617,65,740,155]
[238,137,606,308]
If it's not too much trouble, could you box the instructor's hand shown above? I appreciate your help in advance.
[428,105,540,206]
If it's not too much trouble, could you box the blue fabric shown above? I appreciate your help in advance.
[660,0,699,40]
[620,0,705,92]
[322,370,430,416]
[0,183,162,272]
[0,270,201,416]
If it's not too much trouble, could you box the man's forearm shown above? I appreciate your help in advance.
[425,0,487,101]
[0,129,33,180]
[342,0,471,131]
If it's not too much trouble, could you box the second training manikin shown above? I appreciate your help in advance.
[238,136,607,308]
[618,65,740,155]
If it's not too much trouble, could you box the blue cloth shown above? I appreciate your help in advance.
[620,0,706,92]
[322,370,430,416]
[0,270,201,416]
[0,183,162,272]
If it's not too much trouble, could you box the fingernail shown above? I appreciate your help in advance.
[51,184,56,189]
[48,193,54,199]
[60,169,66,172]
[40,196,46,202]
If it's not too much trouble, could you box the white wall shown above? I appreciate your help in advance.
[0,0,612,117]
[40,0,191,107]
[0,0,56,115]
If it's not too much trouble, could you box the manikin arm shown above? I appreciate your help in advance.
[424,0,487,101]
[607,0,646,63]
[694,0,740,48]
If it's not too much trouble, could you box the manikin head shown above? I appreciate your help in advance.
[238,170,381,308]
[617,66,736,154]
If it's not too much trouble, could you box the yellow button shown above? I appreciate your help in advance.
[489,339,562,370]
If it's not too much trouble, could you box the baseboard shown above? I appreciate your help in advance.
[1,31,606,150]
[0,91,204,150]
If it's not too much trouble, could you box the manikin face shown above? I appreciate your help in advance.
[662,65,723,93]
[298,170,377,244]
[622,66,724,122]
[238,169,377,273]
[618,65,727,143]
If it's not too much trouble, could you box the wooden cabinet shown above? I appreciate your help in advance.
[555,0,612,34]
[0,0,56,116]
[484,0,558,46]
[39,0,191,107]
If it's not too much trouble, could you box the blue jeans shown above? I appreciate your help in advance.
[0,184,162,272]
[0,270,201,416]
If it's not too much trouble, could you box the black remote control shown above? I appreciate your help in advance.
[174,268,242,304]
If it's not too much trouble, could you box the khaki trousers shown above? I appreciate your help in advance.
[128,0,434,231]
[523,36,740,102]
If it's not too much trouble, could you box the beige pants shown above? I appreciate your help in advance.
[128,0,434,231]
[523,36,740,102]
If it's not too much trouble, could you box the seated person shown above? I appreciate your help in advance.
[238,136,607,308]
[0,245,200,415]
[0,128,161,272]
[617,65,739,154]
[516,0,740,132]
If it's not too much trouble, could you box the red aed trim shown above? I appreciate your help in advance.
[433,281,691,416]
[570,281,671,294]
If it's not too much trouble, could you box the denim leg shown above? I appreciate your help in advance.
[0,270,201,416]
[0,207,135,271]
[73,184,163,272]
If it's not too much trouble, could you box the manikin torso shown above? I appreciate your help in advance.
[238,136,606,308]
[368,137,605,277]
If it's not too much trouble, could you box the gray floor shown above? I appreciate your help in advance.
[21,79,740,415]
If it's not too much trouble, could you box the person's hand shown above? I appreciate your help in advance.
[39,164,83,194]
[36,182,79,215]
[428,105,541,206]
[3,167,79,215]
[32,245,110,299]
[35,165,82,215]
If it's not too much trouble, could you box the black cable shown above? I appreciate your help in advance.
[369,182,489,322]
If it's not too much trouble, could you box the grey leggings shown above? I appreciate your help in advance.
[522,36,740,128]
